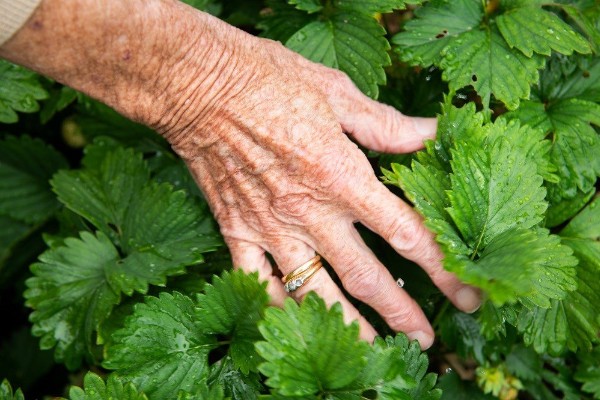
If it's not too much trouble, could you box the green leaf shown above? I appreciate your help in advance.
[477,301,518,340]
[333,0,422,14]
[258,0,316,43]
[519,199,600,354]
[208,357,263,400]
[256,295,433,399]
[435,102,487,152]
[487,118,558,183]
[546,187,595,228]
[505,345,543,382]
[40,86,78,124]
[575,346,600,399]
[177,383,225,400]
[389,106,578,307]
[286,11,389,98]
[25,232,121,369]
[104,292,214,399]
[73,96,166,151]
[561,196,600,239]
[382,143,470,257]
[0,380,25,400]
[530,356,584,400]
[447,137,547,251]
[256,294,368,397]
[288,0,322,13]
[497,6,591,57]
[0,60,48,123]
[68,372,147,400]
[505,99,551,129]
[517,300,569,355]
[0,136,68,224]
[392,0,484,67]
[51,146,221,269]
[440,26,545,110]
[544,55,600,103]
[439,312,486,364]
[51,147,148,242]
[452,229,577,307]
[367,335,441,400]
[560,5,600,54]
[546,99,600,198]
[183,0,211,11]
[506,56,600,199]
[390,336,441,400]
[27,147,221,368]
[438,371,495,400]
[197,270,269,374]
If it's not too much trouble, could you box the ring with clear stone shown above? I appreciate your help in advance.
[282,254,323,293]
[283,262,322,293]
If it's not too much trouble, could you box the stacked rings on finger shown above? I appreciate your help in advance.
[282,254,322,293]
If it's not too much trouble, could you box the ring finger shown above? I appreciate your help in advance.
[268,239,378,341]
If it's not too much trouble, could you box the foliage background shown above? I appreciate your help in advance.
[0,0,599,399]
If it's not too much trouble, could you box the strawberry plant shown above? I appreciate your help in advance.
[1,0,599,399]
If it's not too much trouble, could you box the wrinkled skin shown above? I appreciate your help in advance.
[0,0,480,349]
[162,37,481,348]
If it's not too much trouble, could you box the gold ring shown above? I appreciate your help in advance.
[282,254,323,293]
[282,255,320,283]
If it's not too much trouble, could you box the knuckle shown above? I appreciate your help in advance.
[333,70,354,89]
[325,69,353,90]
[312,145,370,194]
[389,216,429,255]
[269,192,328,226]
[340,261,382,302]
[386,304,419,331]
[312,154,350,192]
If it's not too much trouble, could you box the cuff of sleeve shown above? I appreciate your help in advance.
[0,0,43,46]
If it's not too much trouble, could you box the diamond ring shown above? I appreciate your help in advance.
[282,254,323,293]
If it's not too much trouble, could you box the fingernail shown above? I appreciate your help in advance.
[407,330,434,350]
[456,287,482,313]
[414,117,437,138]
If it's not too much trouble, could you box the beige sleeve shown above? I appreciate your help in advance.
[0,0,42,46]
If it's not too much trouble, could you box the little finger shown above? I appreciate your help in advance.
[228,239,287,307]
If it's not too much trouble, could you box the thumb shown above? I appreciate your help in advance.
[326,72,437,153]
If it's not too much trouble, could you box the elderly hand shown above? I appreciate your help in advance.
[158,31,481,350]
[0,0,480,349]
